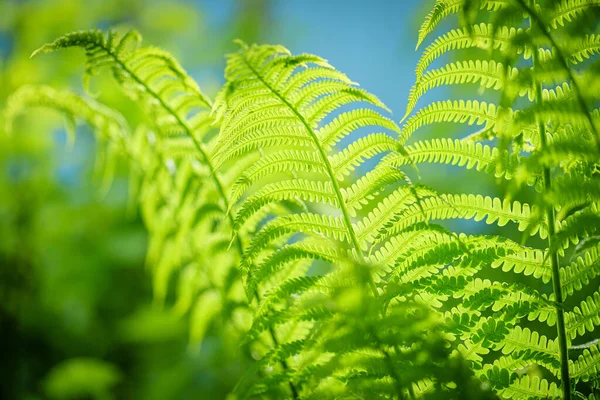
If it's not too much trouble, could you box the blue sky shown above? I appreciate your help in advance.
[198,0,431,118]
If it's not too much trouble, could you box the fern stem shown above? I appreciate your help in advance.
[530,15,572,400]
[541,117,572,400]
[265,320,299,399]
[372,331,407,400]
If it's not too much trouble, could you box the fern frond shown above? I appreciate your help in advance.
[497,326,558,359]
[415,23,520,82]
[377,194,546,242]
[31,29,220,184]
[317,109,400,151]
[243,213,349,266]
[214,43,405,274]
[416,0,510,49]
[341,167,405,214]
[499,375,561,399]
[32,31,251,291]
[404,60,523,120]
[330,133,399,179]
[417,0,463,49]
[3,85,128,143]
[387,138,521,180]
[356,186,437,246]
[555,206,600,250]
[547,0,600,29]
[401,100,511,143]
[247,243,347,299]
[407,1,600,397]
[3,85,246,356]
[234,180,338,232]
[571,343,600,381]
[368,224,451,268]
[380,228,456,272]
[567,34,600,64]
[516,83,598,133]
[230,150,326,204]
[566,290,600,340]
[392,235,475,284]
[3,85,130,192]
[561,242,600,298]
[211,43,433,397]
[491,245,551,283]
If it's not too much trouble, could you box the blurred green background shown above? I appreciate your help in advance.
[0,1,274,398]
[0,0,502,398]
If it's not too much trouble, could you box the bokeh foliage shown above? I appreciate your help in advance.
[0,1,269,399]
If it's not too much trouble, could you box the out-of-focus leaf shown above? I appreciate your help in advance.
[43,358,121,400]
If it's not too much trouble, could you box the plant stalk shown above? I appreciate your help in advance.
[531,27,571,400]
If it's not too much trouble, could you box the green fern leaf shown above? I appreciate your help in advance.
[499,375,561,399]
[376,193,546,242]
[247,243,347,299]
[401,100,512,143]
[356,186,437,246]
[386,138,521,180]
[213,42,403,278]
[330,133,399,179]
[243,213,349,267]
[561,242,600,298]
[547,0,600,29]
[416,0,510,49]
[233,180,338,232]
[3,85,129,192]
[4,85,128,143]
[230,150,326,204]
[404,60,523,120]
[565,290,600,340]
[571,343,600,381]
[341,167,406,214]
[415,23,520,82]
[567,33,600,64]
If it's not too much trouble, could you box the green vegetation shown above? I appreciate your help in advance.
[2,0,600,398]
